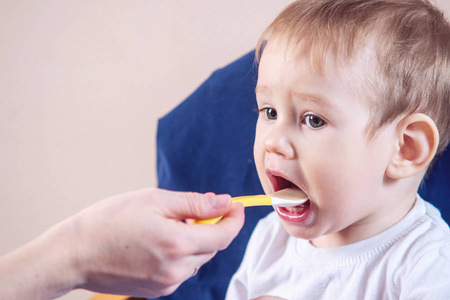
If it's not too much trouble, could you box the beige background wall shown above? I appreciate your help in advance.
[1,1,449,300]
[0,1,292,299]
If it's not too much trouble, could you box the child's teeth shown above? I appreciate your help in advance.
[284,200,310,214]
[286,205,306,214]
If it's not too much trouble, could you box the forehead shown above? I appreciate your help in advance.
[256,43,372,114]
[259,40,374,101]
[257,42,342,89]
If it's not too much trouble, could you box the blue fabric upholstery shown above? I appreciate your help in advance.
[154,51,450,300]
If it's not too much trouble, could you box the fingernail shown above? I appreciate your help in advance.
[210,194,231,209]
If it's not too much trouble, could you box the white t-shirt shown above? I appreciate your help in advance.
[226,195,450,300]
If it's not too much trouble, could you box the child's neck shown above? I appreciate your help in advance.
[311,184,419,249]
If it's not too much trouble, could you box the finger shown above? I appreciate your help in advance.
[158,251,217,290]
[179,202,245,254]
[158,189,232,220]
[182,251,217,277]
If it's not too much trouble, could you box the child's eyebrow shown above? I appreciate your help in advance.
[255,86,333,109]
[293,92,332,108]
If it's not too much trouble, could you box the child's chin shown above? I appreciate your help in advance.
[280,221,314,239]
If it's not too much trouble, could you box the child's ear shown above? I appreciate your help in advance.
[386,113,439,179]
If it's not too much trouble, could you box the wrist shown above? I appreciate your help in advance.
[0,218,86,299]
[40,216,87,296]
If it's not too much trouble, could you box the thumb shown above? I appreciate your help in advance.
[159,190,232,220]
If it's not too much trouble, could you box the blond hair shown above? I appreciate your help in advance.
[257,0,450,154]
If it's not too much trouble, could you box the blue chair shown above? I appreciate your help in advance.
[155,51,450,300]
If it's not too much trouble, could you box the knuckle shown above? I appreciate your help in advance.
[217,238,231,251]
[159,266,185,287]
[218,241,228,251]
[216,229,237,250]
[163,236,190,260]
[184,191,211,217]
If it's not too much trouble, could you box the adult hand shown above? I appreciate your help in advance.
[0,188,245,299]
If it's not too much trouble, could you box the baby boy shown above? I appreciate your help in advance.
[226,0,450,299]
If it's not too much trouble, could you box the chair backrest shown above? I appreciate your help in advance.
[155,51,450,300]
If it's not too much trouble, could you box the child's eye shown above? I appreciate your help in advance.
[304,114,326,128]
[259,107,277,120]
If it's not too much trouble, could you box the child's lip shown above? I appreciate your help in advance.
[276,203,312,223]
[266,168,313,222]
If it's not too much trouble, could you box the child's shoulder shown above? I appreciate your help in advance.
[408,197,450,245]
[423,199,450,233]
[391,200,450,297]
[399,198,450,257]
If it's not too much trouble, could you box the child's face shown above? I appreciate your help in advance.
[254,44,404,248]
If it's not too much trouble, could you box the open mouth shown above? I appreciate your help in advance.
[268,171,299,192]
[267,171,311,223]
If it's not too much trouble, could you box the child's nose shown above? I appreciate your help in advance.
[264,125,295,159]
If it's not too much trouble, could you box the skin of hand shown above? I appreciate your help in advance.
[0,188,245,299]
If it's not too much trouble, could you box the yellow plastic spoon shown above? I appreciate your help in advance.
[194,188,308,224]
